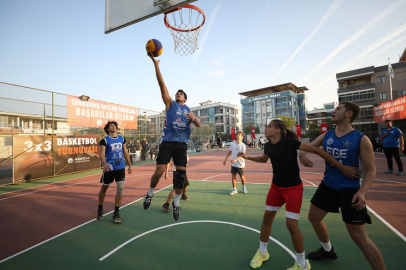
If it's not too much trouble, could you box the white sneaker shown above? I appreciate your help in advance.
[242,186,247,194]
[229,189,238,195]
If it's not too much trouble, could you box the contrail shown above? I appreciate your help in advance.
[310,21,406,90]
[193,3,221,62]
[267,0,344,85]
[299,0,404,84]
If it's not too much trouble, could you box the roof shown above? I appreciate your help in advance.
[238,82,308,98]
[400,47,406,62]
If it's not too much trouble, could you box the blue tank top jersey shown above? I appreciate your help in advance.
[162,100,192,143]
[322,129,364,190]
[102,135,125,171]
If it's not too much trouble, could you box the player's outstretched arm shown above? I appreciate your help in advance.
[298,133,326,167]
[238,152,269,163]
[148,53,172,111]
[352,136,376,210]
[299,143,361,179]
[223,151,231,165]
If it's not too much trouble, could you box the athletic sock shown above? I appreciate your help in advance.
[320,241,332,252]
[98,204,103,210]
[148,188,155,196]
[259,241,268,255]
[114,206,119,213]
[174,194,181,207]
[296,251,306,268]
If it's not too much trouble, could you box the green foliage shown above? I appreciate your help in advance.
[243,125,259,135]
[278,115,296,130]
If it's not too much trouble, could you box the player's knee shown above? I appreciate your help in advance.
[174,170,186,189]
[116,181,124,196]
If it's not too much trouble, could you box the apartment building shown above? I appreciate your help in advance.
[307,102,337,127]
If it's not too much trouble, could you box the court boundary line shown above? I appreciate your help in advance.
[0,174,152,201]
[99,220,295,261]
[367,207,406,242]
[0,184,172,264]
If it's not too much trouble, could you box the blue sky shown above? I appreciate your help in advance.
[1,0,406,113]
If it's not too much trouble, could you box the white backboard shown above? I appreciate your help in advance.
[105,0,197,34]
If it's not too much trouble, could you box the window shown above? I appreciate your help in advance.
[256,113,261,118]
[325,104,334,110]
[399,90,406,97]
[200,109,208,116]
[379,92,386,99]
[242,103,254,108]
[256,102,261,108]
[267,112,272,117]
[377,76,385,83]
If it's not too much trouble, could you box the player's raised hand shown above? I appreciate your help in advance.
[148,53,160,65]
[185,112,195,122]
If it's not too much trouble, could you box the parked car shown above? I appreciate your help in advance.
[223,140,234,147]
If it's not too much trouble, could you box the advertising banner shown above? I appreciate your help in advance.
[296,124,302,138]
[13,135,101,182]
[67,95,138,129]
[231,128,235,140]
[251,126,256,139]
[321,123,328,134]
[373,96,406,123]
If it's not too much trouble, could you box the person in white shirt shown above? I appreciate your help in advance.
[223,131,247,195]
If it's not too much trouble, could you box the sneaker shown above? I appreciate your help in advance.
[308,246,338,261]
[396,171,404,176]
[172,201,181,221]
[229,188,238,195]
[384,169,393,174]
[250,249,269,269]
[286,260,311,270]
[242,186,248,194]
[96,208,104,220]
[143,194,153,210]
[181,194,189,201]
[112,211,121,223]
[162,202,170,212]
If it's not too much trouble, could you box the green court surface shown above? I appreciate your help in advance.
[1,181,404,270]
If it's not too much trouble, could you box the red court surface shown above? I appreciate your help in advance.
[0,149,405,261]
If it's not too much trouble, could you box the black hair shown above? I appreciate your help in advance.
[271,120,298,140]
[176,89,187,101]
[104,120,118,135]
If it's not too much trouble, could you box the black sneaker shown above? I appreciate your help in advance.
[308,246,338,261]
[113,211,121,223]
[143,194,153,210]
[172,201,181,221]
[162,202,170,212]
[96,208,104,220]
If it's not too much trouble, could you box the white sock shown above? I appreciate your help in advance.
[296,251,306,268]
[259,241,268,255]
[174,194,181,206]
[320,241,332,252]
[148,188,155,196]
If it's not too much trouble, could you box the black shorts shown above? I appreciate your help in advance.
[156,141,187,167]
[172,171,189,189]
[100,168,125,186]
[311,181,371,225]
[231,166,244,176]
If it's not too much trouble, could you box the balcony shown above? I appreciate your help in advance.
[338,82,375,92]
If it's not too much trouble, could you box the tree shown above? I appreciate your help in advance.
[243,124,260,135]
[278,115,295,130]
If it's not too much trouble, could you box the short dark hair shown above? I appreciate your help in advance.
[339,102,360,123]
[104,120,118,134]
[176,89,187,101]
[384,119,392,123]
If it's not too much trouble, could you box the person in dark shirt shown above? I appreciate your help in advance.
[140,138,149,161]
[127,140,136,164]
[238,120,359,270]
[216,135,222,151]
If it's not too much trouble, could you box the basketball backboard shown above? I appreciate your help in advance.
[105,0,197,34]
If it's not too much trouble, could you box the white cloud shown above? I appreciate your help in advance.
[267,0,344,85]
[299,0,405,84]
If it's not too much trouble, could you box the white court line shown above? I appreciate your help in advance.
[367,207,406,242]
[374,179,406,185]
[202,174,229,181]
[0,174,152,201]
[301,179,317,187]
[0,184,173,264]
[99,220,295,261]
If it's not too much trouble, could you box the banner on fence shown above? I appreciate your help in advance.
[13,135,101,182]
[67,95,138,129]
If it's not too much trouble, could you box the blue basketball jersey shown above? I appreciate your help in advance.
[322,129,364,190]
[103,135,125,171]
[162,100,192,143]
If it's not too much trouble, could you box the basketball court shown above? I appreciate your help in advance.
[0,149,405,269]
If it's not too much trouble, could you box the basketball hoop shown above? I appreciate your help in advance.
[164,4,205,56]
